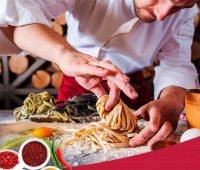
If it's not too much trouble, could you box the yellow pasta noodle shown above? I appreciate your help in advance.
[65,95,138,150]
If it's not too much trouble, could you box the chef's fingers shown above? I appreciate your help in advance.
[147,121,173,147]
[148,106,161,132]
[105,82,121,111]
[90,84,108,99]
[133,104,147,117]
[129,124,155,147]
[89,60,130,82]
[166,132,176,141]
[107,75,138,99]
[76,62,110,77]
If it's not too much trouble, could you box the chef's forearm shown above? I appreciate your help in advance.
[12,23,74,65]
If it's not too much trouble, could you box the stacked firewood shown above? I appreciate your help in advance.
[6,14,66,89]
[8,54,63,89]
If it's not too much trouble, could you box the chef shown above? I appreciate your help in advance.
[0,0,199,147]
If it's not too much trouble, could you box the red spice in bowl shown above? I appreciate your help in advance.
[0,150,19,169]
[22,141,47,167]
[19,138,50,170]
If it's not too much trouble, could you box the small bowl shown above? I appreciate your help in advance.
[185,89,200,128]
[19,138,51,170]
[0,150,22,170]
[42,166,61,170]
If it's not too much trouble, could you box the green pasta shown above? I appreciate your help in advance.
[14,92,99,123]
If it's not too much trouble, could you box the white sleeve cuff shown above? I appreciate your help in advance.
[153,66,199,99]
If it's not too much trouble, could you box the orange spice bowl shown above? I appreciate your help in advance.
[185,89,200,128]
[42,166,61,170]
[19,138,51,170]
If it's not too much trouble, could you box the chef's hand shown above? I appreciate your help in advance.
[52,39,138,108]
[76,74,138,111]
[129,86,185,147]
[12,23,138,108]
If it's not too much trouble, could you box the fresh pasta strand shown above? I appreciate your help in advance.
[65,95,138,150]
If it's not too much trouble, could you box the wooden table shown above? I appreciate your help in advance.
[0,110,188,167]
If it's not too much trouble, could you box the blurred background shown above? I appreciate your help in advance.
[1,8,200,110]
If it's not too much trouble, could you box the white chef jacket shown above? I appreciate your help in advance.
[0,0,199,99]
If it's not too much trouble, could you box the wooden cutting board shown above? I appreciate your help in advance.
[0,120,84,137]
[0,118,188,167]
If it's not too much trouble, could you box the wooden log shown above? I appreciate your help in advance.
[8,55,29,74]
[51,21,63,35]
[31,70,51,89]
[55,14,66,25]
[51,71,63,89]
[51,62,61,71]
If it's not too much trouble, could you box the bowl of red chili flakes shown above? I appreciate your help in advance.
[19,138,51,170]
[0,150,22,170]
